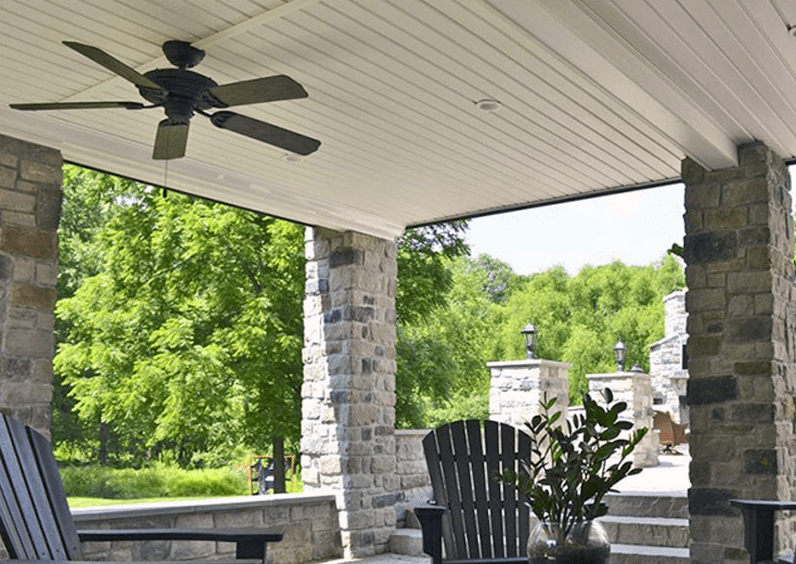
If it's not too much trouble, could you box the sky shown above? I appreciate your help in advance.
[466,166,796,276]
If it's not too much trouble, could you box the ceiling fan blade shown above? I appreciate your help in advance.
[210,111,320,156]
[153,119,189,160]
[63,41,163,91]
[207,75,308,107]
[10,101,144,111]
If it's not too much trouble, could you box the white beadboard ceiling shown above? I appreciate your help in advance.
[1,0,795,239]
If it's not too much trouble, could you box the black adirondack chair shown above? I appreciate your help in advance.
[415,419,531,564]
[730,499,796,564]
[0,413,282,562]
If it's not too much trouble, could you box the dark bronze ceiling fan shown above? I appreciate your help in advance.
[10,40,321,160]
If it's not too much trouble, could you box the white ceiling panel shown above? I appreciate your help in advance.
[1,0,795,239]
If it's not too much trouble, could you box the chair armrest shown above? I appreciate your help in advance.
[415,505,446,564]
[730,500,796,564]
[78,528,283,560]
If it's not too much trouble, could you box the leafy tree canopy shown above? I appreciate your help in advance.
[55,168,304,466]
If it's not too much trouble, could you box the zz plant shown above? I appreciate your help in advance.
[499,388,648,540]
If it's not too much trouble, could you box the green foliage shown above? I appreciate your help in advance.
[497,256,684,402]
[60,463,248,498]
[395,255,503,428]
[395,249,684,428]
[54,169,304,466]
[396,221,469,324]
[499,388,647,540]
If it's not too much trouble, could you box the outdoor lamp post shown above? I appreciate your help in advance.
[614,340,627,372]
[522,321,537,359]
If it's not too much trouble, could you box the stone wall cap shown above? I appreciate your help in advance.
[649,334,680,349]
[588,371,651,378]
[396,429,430,438]
[486,359,572,369]
[72,492,337,521]
[663,290,686,301]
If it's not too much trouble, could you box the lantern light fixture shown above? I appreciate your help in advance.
[522,321,537,360]
[614,340,627,372]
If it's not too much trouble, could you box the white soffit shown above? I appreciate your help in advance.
[1,0,795,239]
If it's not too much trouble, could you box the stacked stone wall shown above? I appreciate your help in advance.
[73,494,341,564]
[301,227,398,558]
[649,290,689,424]
[683,142,796,563]
[0,135,62,436]
[394,429,432,527]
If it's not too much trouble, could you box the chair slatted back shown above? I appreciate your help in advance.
[423,420,531,562]
[0,414,82,560]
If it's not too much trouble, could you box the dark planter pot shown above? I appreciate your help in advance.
[527,520,610,564]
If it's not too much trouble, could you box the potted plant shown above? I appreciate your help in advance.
[499,388,648,564]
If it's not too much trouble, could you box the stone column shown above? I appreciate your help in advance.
[587,370,659,468]
[649,290,689,425]
[487,359,570,427]
[301,227,398,558]
[0,135,62,437]
[682,142,796,564]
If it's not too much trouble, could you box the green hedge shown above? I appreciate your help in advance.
[60,464,248,499]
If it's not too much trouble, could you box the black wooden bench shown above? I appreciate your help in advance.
[416,419,530,564]
[731,499,796,564]
[0,413,283,562]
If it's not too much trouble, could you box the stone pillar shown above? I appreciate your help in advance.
[649,290,689,425]
[0,135,62,437]
[682,141,796,564]
[488,359,570,427]
[587,371,659,468]
[301,227,398,558]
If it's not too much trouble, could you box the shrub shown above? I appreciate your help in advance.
[60,463,248,499]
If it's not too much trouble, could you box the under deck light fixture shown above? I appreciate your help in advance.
[614,340,627,372]
[522,321,537,359]
[475,99,502,112]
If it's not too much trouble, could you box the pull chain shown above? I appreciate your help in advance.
[163,160,169,198]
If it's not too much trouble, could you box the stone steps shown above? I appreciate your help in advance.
[610,543,690,564]
[604,492,689,518]
[388,528,424,557]
[602,492,689,562]
[389,493,691,561]
[599,515,689,549]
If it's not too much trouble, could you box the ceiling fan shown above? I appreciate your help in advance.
[10,40,321,160]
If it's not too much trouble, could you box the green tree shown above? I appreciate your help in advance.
[497,256,684,401]
[394,221,472,427]
[55,169,472,462]
[55,178,304,466]
[53,166,146,457]
[396,255,505,428]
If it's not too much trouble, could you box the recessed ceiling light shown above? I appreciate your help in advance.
[790,25,796,38]
[282,153,303,163]
[475,99,502,112]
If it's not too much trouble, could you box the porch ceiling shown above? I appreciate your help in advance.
[1,0,795,239]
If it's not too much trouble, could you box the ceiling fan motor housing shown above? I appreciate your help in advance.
[139,69,220,121]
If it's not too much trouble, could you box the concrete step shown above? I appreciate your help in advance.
[388,528,424,557]
[610,543,690,564]
[389,528,691,562]
[604,493,689,519]
[599,515,689,548]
